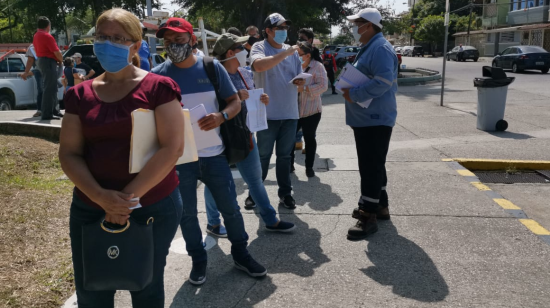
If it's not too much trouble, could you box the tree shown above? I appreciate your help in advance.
[414,0,481,19]
[333,34,352,45]
[414,14,444,52]
[176,0,351,40]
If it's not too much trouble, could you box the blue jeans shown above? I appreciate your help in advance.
[32,68,43,111]
[257,119,298,198]
[295,129,303,143]
[69,188,183,308]
[205,136,278,227]
[177,155,250,263]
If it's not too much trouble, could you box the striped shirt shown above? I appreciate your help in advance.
[299,60,328,118]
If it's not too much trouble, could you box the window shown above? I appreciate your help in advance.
[155,55,165,64]
[0,60,7,73]
[500,32,515,43]
[7,58,25,72]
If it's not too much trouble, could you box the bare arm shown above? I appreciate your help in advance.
[198,93,241,131]
[148,57,153,70]
[53,50,63,63]
[20,57,35,80]
[122,100,185,198]
[252,45,299,72]
[85,69,95,79]
[59,114,138,223]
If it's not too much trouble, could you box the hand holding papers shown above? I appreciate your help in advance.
[289,73,312,84]
[244,88,268,132]
[335,63,373,109]
[130,109,198,174]
[189,104,223,150]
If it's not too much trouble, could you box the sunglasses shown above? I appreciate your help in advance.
[159,20,184,29]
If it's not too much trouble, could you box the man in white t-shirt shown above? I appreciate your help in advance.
[250,13,305,210]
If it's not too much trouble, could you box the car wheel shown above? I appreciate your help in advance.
[0,95,13,111]
[541,68,549,74]
[492,61,498,68]
[447,55,450,61]
[512,63,521,73]
[474,58,478,62]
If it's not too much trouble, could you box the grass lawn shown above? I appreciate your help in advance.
[0,135,74,308]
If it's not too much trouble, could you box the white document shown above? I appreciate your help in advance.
[335,63,373,109]
[244,88,268,132]
[188,104,223,150]
[129,109,198,174]
[289,72,312,84]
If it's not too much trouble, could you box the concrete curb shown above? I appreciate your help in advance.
[398,68,441,86]
[443,159,550,246]
[0,121,60,142]
[445,158,550,171]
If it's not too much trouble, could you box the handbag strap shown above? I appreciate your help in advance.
[237,69,251,90]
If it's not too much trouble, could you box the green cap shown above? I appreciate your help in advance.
[213,33,249,57]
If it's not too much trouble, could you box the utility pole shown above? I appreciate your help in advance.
[8,0,13,42]
[440,0,450,107]
[409,0,416,45]
[145,0,155,55]
[466,0,474,46]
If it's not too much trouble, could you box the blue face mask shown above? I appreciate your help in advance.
[93,40,133,73]
[299,56,304,64]
[273,30,287,44]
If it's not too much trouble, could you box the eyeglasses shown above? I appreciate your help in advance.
[232,45,245,51]
[95,35,135,45]
[273,25,290,31]
[160,20,183,29]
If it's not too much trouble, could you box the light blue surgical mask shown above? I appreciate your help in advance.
[274,30,287,44]
[299,56,304,64]
[93,40,133,73]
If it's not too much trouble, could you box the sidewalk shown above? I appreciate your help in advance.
[4,80,550,306]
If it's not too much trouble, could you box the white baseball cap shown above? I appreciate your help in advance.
[73,53,82,58]
[346,8,383,29]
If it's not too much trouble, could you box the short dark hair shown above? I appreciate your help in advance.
[37,16,50,29]
[63,57,73,67]
[246,25,259,34]
[227,27,242,36]
[298,28,314,40]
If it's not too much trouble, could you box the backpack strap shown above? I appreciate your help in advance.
[203,56,226,109]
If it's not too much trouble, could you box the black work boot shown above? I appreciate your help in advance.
[347,209,378,241]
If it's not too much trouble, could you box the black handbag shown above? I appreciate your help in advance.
[203,56,251,165]
[82,216,154,291]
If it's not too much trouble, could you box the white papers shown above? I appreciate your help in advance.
[244,88,268,132]
[335,63,373,109]
[129,109,198,174]
[289,73,312,84]
[188,104,223,150]
[129,197,142,210]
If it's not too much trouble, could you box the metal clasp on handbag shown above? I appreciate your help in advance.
[100,217,154,234]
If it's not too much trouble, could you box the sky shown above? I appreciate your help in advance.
[158,0,410,37]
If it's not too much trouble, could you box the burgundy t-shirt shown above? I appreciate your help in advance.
[64,73,182,209]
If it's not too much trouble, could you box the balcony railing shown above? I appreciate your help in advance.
[508,5,550,25]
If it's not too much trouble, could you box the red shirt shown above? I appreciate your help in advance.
[33,29,60,61]
[64,73,182,209]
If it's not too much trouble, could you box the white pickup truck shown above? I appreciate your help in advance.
[0,52,63,111]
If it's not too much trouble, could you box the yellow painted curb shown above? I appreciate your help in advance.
[470,182,491,191]
[519,219,550,235]
[457,169,476,177]
[451,159,550,171]
[493,198,521,210]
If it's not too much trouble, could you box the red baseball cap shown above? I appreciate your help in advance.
[156,17,194,38]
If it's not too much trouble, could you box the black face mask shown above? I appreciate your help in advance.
[248,36,260,46]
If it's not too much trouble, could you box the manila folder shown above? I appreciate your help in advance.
[130,108,198,174]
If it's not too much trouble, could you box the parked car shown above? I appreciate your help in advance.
[335,46,360,67]
[0,52,63,111]
[410,46,424,57]
[151,53,165,68]
[402,46,413,56]
[447,46,479,62]
[394,46,403,53]
[492,45,550,74]
[63,44,104,78]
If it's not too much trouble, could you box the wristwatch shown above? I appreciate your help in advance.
[221,111,229,121]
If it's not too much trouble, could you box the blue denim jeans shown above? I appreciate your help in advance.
[176,155,250,263]
[32,68,43,111]
[69,188,183,308]
[257,119,298,198]
[205,136,278,227]
[295,129,303,143]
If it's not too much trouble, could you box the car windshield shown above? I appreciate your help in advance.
[519,46,547,53]
[463,46,476,50]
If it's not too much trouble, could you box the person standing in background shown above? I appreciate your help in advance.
[139,25,153,71]
[322,46,337,95]
[33,16,64,120]
[191,34,205,57]
[20,44,43,118]
[73,53,96,84]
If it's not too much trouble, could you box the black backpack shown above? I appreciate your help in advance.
[202,56,251,165]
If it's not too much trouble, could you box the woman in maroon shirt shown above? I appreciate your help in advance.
[59,8,184,308]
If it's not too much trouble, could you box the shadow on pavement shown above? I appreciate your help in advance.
[398,86,470,100]
[488,131,533,140]
[169,243,277,307]
[361,222,449,302]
